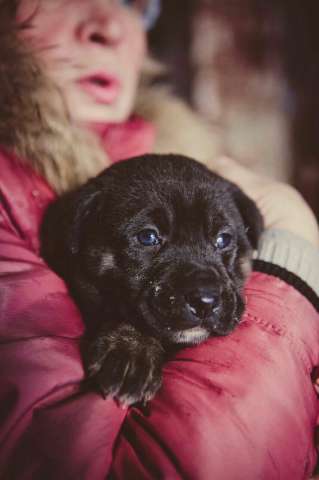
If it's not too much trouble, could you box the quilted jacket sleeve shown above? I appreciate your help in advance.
[0,201,127,479]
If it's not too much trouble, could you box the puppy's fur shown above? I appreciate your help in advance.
[41,154,263,405]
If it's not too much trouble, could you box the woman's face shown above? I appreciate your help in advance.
[17,0,147,125]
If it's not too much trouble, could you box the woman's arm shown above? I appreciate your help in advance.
[0,205,127,479]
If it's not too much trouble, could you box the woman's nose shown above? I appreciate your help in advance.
[77,14,124,47]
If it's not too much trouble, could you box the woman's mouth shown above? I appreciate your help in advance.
[77,73,120,104]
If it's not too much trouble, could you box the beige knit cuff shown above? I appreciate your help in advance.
[254,229,319,297]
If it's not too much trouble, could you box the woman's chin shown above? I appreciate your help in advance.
[71,106,128,126]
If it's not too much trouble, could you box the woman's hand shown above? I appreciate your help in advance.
[213,157,319,247]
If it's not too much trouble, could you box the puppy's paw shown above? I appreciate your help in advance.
[85,324,165,406]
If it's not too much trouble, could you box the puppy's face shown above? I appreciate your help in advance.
[43,155,263,346]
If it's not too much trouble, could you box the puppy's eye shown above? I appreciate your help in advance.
[215,233,232,250]
[137,229,161,247]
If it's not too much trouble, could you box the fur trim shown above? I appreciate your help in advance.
[135,86,223,162]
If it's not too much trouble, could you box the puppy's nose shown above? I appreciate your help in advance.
[185,288,219,320]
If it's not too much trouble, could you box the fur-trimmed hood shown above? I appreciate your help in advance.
[0,3,222,194]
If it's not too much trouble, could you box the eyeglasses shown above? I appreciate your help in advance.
[121,0,161,30]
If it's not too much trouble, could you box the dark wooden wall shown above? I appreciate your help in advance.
[149,0,195,101]
[282,1,319,219]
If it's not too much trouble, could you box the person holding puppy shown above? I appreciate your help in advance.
[0,0,318,478]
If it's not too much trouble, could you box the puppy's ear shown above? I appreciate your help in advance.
[232,185,264,249]
[41,183,102,275]
[67,189,102,255]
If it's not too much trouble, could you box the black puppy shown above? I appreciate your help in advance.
[41,154,263,405]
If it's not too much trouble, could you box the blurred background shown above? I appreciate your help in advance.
[148,0,319,218]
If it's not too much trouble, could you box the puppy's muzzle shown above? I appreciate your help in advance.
[149,271,222,331]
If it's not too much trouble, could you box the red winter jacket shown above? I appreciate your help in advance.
[0,147,318,480]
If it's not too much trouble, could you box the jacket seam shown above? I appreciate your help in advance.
[244,312,313,374]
